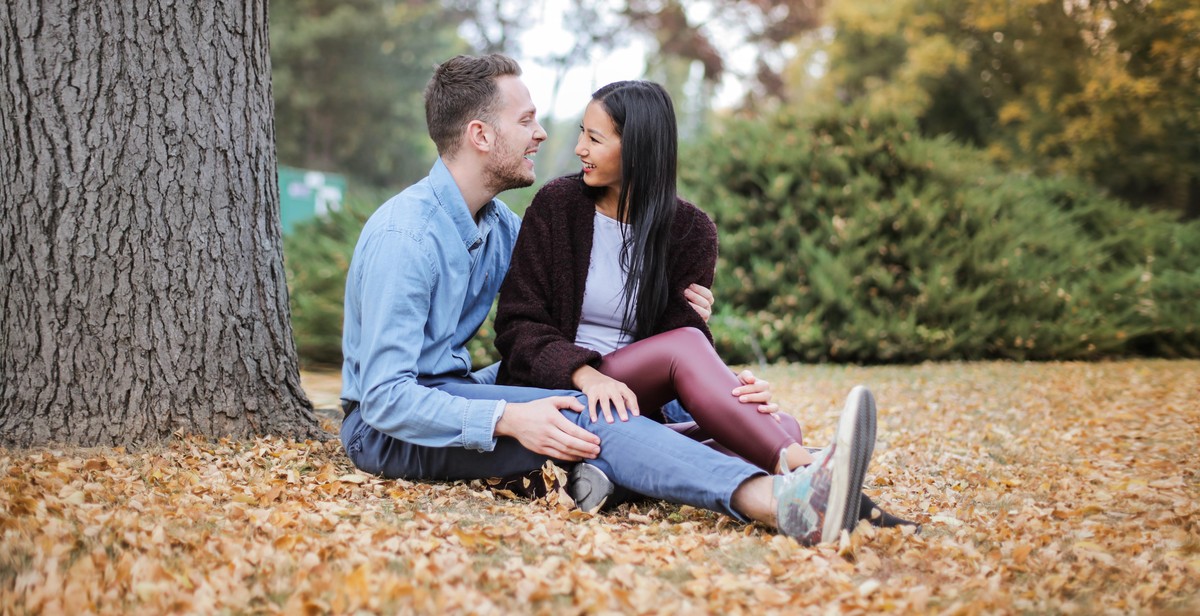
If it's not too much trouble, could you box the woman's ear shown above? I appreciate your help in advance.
[465,119,493,153]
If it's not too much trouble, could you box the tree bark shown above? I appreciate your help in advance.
[0,0,325,447]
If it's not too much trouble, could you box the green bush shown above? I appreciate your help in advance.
[683,107,1200,363]
[283,195,377,367]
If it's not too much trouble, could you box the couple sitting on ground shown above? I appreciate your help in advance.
[339,53,914,546]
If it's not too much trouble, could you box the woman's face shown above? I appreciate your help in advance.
[575,101,622,194]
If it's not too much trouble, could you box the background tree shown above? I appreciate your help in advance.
[450,0,827,114]
[1,1,324,447]
[270,0,466,189]
[817,0,1200,217]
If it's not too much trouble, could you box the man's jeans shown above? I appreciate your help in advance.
[340,377,762,521]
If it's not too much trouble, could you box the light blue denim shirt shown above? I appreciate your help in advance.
[341,159,520,451]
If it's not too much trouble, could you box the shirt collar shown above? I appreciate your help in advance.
[429,158,496,251]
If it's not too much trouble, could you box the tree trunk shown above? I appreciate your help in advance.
[0,0,325,447]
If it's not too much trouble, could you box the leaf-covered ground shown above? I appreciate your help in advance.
[2,360,1198,614]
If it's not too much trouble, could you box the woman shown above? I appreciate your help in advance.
[495,81,910,526]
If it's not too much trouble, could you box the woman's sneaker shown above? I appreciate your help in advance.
[774,386,876,545]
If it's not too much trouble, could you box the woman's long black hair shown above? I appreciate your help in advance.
[585,80,678,341]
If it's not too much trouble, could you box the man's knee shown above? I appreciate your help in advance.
[574,412,662,437]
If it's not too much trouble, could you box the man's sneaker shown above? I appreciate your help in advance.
[774,386,876,545]
[569,462,614,514]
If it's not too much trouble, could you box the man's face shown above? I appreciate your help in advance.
[483,76,547,194]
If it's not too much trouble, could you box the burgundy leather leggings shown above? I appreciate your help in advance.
[597,327,803,471]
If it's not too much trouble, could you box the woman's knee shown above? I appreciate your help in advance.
[776,413,804,444]
[655,326,710,350]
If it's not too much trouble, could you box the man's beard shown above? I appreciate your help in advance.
[483,137,535,195]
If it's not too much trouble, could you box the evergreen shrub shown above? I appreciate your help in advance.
[283,196,375,367]
[682,107,1200,363]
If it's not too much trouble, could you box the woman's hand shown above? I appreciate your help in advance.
[572,365,640,423]
[732,370,779,414]
[685,284,714,323]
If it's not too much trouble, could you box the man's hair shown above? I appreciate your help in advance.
[424,54,522,158]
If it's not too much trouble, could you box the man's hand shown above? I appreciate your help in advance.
[572,365,639,424]
[685,284,714,323]
[495,396,600,461]
[732,370,779,414]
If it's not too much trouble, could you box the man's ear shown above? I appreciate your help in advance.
[465,119,493,154]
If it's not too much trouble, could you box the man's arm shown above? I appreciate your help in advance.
[494,397,599,461]
[352,229,506,451]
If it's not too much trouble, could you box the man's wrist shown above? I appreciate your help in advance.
[490,400,507,436]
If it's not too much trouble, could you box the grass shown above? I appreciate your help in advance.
[1,359,1197,614]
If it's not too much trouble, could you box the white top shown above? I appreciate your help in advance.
[574,211,636,355]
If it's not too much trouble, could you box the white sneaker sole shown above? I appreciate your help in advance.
[822,385,877,542]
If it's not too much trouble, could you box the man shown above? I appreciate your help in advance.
[339,53,878,545]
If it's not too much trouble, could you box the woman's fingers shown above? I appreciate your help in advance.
[599,398,616,424]
[585,381,639,423]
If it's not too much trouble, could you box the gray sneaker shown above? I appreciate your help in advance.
[569,462,614,513]
[774,385,876,545]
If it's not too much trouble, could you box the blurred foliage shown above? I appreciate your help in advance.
[815,0,1200,217]
[270,0,467,190]
[278,0,1200,368]
[452,0,828,112]
[682,106,1200,364]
